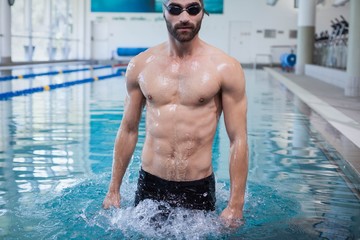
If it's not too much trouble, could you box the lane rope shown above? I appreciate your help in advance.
[0,63,128,82]
[0,66,127,101]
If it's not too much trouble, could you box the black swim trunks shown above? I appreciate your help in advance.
[134,168,216,211]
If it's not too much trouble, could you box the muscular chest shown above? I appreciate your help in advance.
[139,61,221,106]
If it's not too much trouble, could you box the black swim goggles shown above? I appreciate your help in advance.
[163,3,209,16]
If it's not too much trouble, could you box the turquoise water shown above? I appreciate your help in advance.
[0,69,359,239]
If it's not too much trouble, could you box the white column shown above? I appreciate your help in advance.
[295,0,317,75]
[84,0,92,59]
[48,0,56,60]
[24,0,33,61]
[0,0,12,64]
[345,0,360,97]
[63,0,70,59]
[74,0,86,59]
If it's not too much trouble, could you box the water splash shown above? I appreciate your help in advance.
[3,172,307,240]
[91,200,224,240]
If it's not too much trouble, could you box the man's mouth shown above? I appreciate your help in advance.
[176,24,194,30]
[177,26,193,30]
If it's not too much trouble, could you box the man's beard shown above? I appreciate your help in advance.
[165,18,202,42]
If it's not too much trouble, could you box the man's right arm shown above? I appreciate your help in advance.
[102,59,145,209]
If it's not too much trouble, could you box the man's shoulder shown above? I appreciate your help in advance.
[204,44,240,68]
[125,43,166,79]
[133,43,165,60]
[202,44,244,86]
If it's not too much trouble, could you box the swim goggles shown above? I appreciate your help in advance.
[163,3,209,16]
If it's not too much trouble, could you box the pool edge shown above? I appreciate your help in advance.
[264,67,360,180]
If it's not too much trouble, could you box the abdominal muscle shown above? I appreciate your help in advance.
[141,103,219,181]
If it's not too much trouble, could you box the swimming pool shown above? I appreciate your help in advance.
[0,68,359,239]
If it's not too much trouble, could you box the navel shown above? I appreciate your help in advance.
[199,98,205,103]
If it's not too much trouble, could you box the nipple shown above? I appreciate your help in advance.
[148,95,153,100]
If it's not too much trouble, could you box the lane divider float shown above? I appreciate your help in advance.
[0,64,128,82]
[0,71,125,101]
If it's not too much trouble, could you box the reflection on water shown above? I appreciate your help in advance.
[0,70,359,239]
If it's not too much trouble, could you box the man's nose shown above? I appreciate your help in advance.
[179,12,191,23]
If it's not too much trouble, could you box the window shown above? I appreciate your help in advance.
[11,0,75,61]
[264,29,276,39]
[289,30,297,39]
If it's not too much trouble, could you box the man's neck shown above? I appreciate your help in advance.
[168,36,201,59]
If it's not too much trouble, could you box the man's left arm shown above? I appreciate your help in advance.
[219,58,248,228]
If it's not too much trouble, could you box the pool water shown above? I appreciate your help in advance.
[0,69,359,239]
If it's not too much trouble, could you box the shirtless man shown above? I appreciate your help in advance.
[102,0,248,228]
